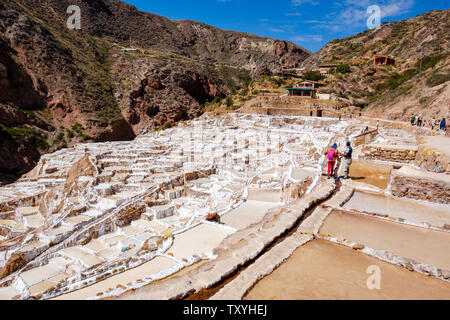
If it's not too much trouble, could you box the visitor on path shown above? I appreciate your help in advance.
[324,143,339,179]
[441,118,447,131]
[417,114,423,127]
[431,118,436,131]
[340,142,353,180]
[410,114,415,126]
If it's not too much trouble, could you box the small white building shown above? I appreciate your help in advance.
[317,93,331,100]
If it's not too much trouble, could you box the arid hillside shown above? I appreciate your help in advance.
[301,9,450,122]
[0,0,310,184]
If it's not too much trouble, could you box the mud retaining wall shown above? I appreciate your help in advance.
[361,145,417,163]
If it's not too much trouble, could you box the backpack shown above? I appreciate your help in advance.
[327,148,337,160]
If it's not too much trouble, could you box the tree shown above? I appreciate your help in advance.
[303,71,324,81]
[335,64,351,74]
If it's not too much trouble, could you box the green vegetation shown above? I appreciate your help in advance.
[426,71,450,87]
[376,69,417,91]
[54,132,65,145]
[71,122,92,141]
[211,96,223,104]
[269,77,285,86]
[239,87,249,96]
[66,128,74,140]
[335,64,352,74]
[162,122,173,130]
[302,71,325,82]
[215,66,251,92]
[225,96,234,109]
[416,53,446,72]
[2,124,49,151]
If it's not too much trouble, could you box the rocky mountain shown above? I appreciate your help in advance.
[301,9,450,121]
[0,0,310,184]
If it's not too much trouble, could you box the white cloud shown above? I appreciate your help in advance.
[291,0,320,6]
[292,34,323,42]
[308,0,414,33]
[269,27,286,33]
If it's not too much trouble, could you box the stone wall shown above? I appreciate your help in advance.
[354,129,378,147]
[389,168,450,204]
[361,144,417,163]
[414,145,450,174]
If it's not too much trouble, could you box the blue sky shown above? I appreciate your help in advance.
[122,0,449,52]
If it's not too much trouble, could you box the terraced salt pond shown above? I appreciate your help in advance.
[221,201,281,230]
[0,114,355,300]
[343,191,450,229]
[245,240,450,300]
[347,160,392,189]
[1,112,448,300]
[320,210,450,271]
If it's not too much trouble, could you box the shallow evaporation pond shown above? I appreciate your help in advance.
[320,210,450,270]
[167,223,235,260]
[348,160,391,189]
[245,240,450,300]
[343,191,450,228]
[246,189,281,203]
[52,256,177,300]
[221,201,281,230]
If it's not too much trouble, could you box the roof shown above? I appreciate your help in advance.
[299,80,322,85]
[283,88,313,91]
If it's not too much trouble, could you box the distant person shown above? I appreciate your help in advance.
[324,143,339,179]
[410,114,415,126]
[441,118,447,131]
[340,141,353,180]
[376,120,380,130]
[417,114,423,127]
[431,118,436,131]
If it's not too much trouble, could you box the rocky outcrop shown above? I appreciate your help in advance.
[126,66,223,133]
[271,40,309,69]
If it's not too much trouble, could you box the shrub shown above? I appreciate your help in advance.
[416,54,446,72]
[72,122,84,135]
[211,96,223,104]
[66,129,75,139]
[240,87,249,96]
[376,69,417,91]
[269,77,285,86]
[54,132,65,145]
[4,125,49,151]
[335,64,351,74]
[162,122,173,130]
[303,71,325,82]
[426,72,450,87]
[225,96,233,109]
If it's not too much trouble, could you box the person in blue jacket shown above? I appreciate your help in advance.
[440,118,446,131]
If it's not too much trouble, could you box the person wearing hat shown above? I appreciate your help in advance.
[324,143,339,179]
[340,141,353,179]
